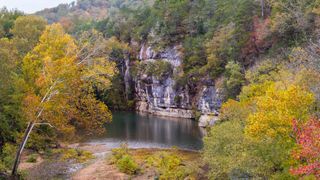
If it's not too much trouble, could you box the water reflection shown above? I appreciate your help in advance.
[89,112,204,150]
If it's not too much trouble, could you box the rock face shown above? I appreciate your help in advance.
[134,44,225,124]
[198,115,219,127]
[198,85,224,115]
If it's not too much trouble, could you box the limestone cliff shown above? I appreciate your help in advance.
[132,44,225,126]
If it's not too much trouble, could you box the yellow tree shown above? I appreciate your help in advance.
[77,32,128,98]
[245,84,315,141]
[12,24,115,175]
[77,31,120,91]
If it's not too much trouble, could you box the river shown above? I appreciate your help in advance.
[86,112,204,150]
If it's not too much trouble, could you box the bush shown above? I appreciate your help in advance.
[111,143,129,162]
[146,151,188,179]
[152,60,173,78]
[111,144,140,175]
[102,74,133,111]
[22,127,56,151]
[138,60,173,79]
[219,99,252,122]
[57,148,94,163]
[203,120,250,179]
[174,95,182,105]
[0,143,16,170]
[127,100,135,109]
[26,154,38,163]
[0,161,6,173]
[192,109,202,121]
[116,155,139,175]
[224,61,245,98]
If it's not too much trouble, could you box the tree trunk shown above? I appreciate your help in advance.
[11,122,35,176]
[261,0,265,18]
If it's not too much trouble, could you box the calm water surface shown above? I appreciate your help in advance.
[87,112,204,150]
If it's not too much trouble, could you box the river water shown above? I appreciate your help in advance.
[87,112,204,150]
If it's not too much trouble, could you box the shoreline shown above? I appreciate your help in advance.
[21,143,204,180]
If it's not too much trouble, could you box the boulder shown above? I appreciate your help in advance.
[198,115,219,127]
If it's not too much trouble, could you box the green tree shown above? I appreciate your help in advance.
[0,15,46,149]
[269,0,319,43]
[203,120,248,179]
[11,16,47,57]
[0,39,21,148]
[200,23,236,79]
[224,61,245,98]
[0,8,23,38]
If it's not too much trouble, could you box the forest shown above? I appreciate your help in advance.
[0,0,320,179]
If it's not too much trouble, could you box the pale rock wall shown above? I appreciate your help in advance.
[134,44,225,126]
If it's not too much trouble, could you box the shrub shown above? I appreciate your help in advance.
[59,148,94,163]
[127,100,135,109]
[174,95,182,105]
[224,61,245,98]
[111,144,140,175]
[173,74,188,88]
[76,150,94,163]
[0,161,6,173]
[116,155,139,175]
[111,143,129,162]
[26,154,38,163]
[138,60,173,79]
[60,149,78,160]
[0,143,16,170]
[152,60,173,78]
[219,99,252,122]
[290,118,320,178]
[192,109,202,121]
[146,151,188,179]
[22,127,56,151]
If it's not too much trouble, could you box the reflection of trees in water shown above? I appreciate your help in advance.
[105,112,203,149]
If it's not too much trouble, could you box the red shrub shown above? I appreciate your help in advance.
[291,118,320,178]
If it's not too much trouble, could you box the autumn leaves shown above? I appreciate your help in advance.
[20,24,116,138]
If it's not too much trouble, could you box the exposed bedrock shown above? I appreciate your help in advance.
[134,44,225,126]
